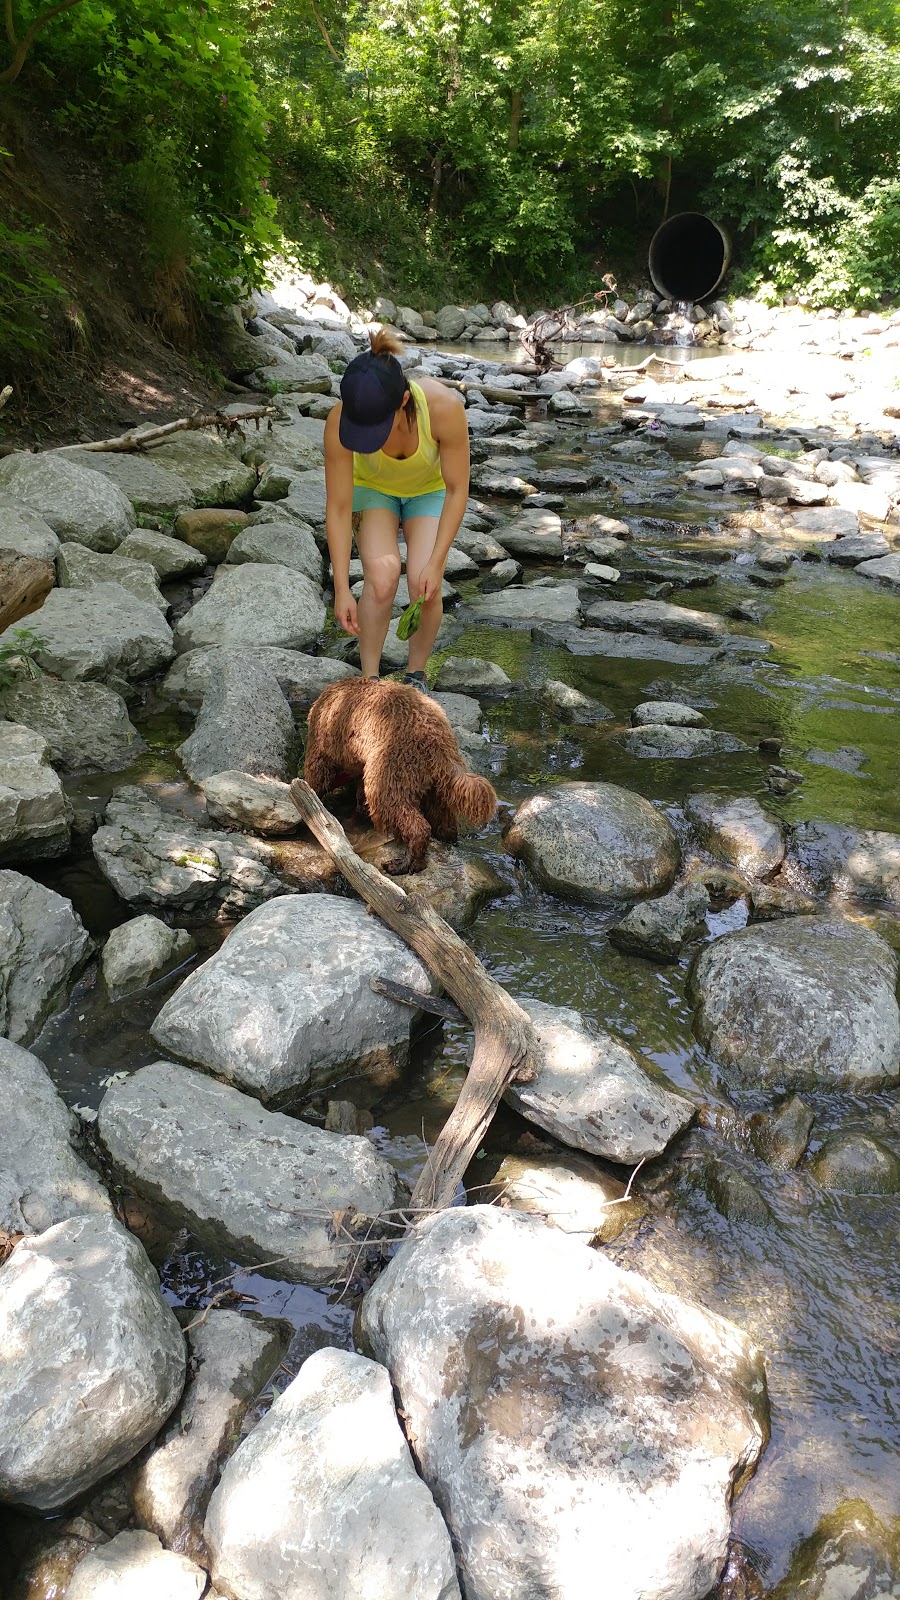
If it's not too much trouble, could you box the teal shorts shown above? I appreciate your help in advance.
[352,486,446,520]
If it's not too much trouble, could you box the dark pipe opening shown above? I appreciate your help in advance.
[648,212,731,302]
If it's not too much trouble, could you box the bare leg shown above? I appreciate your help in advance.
[356,508,402,677]
[403,515,443,675]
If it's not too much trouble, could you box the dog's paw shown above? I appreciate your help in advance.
[382,852,420,876]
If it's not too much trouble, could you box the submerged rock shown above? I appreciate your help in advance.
[0,451,136,551]
[101,915,195,998]
[132,1310,287,1558]
[785,820,900,905]
[505,997,694,1163]
[691,917,900,1090]
[0,676,144,772]
[66,1530,206,1600]
[686,794,785,878]
[624,724,748,759]
[434,656,513,695]
[768,1499,898,1600]
[748,1095,814,1170]
[504,781,679,903]
[177,654,296,784]
[808,1132,900,1194]
[0,1037,111,1234]
[150,894,433,1104]
[609,880,710,960]
[0,1214,185,1510]
[99,1060,405,1285]
[539,679,613,723]
[174,563,325,653]
[0,722,73,863]
[0,870,92,1044]
[205,1349,461,1600]
[360,1205,768,1600]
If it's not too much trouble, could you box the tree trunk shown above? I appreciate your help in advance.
[289,779,539,1214]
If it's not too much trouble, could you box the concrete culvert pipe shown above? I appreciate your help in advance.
[648,212,731,302]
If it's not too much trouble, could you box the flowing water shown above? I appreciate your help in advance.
[25,353,900,1589]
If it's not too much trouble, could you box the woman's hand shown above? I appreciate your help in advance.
[418,560,443,603]
[334,589,359,636]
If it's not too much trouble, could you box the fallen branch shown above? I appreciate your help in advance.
[0,384,11,412]
[55,406,277,454]
[437,378,540,407]
[290,778,539,1213]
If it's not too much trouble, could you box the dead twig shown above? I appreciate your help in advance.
[54,406,277,454]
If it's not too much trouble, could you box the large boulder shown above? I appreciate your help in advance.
[239,421,324,473]
[435,304,468,339]
[504,781,679,903]
[117,528,207,580]
[498,507,564,560]
[151,893,433,1104]
[691,917,900,1090]
[505,997,694,1162]
[0,675,143,772]
[0,1213,185,1510]
[226,521,323,585]
[132,1310,287,1558]
[99,1061,406,1284]
[0,1037,111,1234]
[686,794,785,878]
[0,492,60,561]
[855,552,900,587]
[66,1532,206,1600]
[205,1349,461,1600]
[101,915,195,999]
[62,449,195,517]
[360,1205,768,1600]
[92,787,284,917]
[785,820,900,906]
[57,542,167,613]
[160,644,356,711]
[146,434,256,506]
[0,722,73,863]
[203,771,299,836]
[174,506,250,563]
[174,563,325,653]
[0,452,136,551]
[0,871,92,1043]
[0,583,174,682]
[177,655,295,784]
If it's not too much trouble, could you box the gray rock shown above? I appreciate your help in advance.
[609,881,710,960]
[151,894,433,1104]
[441,545,479,578]
[482,1150,645,1242]
[0,870,92,1043]
[504,781,680,903]
[768,1500,897,1600]
[92,787,284,917]
[0,677,143,772]
[0,1214,185,1510]
[226,521,322,586]
[0,452,136,551]
[548,387,591,416]
[624,724,748,759]
[205,1349,461,1600]
[63,450,195,517]
[174,564,325,653]
[203,771,299,836]
[133,1311,286,1558]
[177,656,295,784]
[359,1205,768,1600]
[436,304,468,339]
[57,542,167,613]
[429,691,481,733]
[585,598,727,642]
[101,916,195,998]
[465,582,581,627]
[497,507,564,560]
[506,997,694,1162]
[434,656,513,695]
[582,561,620,583]
[0,493,60,561]
[686,794,785,877]
[691,1158,773,1225]
[691,917,900,1090]
[99,1061,406,1285]
[808,1132,900,1194]
[384,842,506,932]
[67,1532,206,1600]
[481,556,522,590]
[117,529,207,580]
[782,507,859,538]
[147,435,256,506]
[0,1037,111,1234]
[0,722,73,863]
[552,626,719,665]
[279,468,329,528]
[748,1095,815,1170]
[452,526,510,563]
[540,679,613,723]
[785,820,900,905]
[855,553,900,587]
[161,645,356,710]
[0,583,174,683]
[804,744,867,774]
[823,532,891,565]
[239,422,323,473]
[632,700,706,727]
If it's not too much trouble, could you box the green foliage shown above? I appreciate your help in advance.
[0,215,66,362]
[0,627,47,689]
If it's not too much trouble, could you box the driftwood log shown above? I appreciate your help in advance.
[0,385,12,413]
[289,778,539,1213]
[0,552,55,633]
[56,406,277,455]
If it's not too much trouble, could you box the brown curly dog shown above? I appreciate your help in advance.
[304,676,497,873]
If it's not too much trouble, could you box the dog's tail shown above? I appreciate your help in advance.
[447,765,497,828]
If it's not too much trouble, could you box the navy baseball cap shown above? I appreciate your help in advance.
[339,350,407,452]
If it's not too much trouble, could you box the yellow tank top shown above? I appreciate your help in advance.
[352,380,445,496]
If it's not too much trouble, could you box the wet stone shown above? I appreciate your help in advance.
[481,1151,646,1244]
[690,1158,773,1225]
[785,820,900,906]
[101,916,195,999]
[749,1096,814,1170]
[434,655,513,695]
[584,598,727,643]
[0,1037,111,1235]
[465,581,581,628]
[539,679,613,724]
[768,1499,898,1600]
[808,1132,900,1194]
[624,724,748,759]
[608,880,710,961]
[505,781,680,904]
[632,700,707,727]
[0,870,92,1045]
[686,794,785,878]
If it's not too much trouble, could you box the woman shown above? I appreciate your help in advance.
[324,328,470,686]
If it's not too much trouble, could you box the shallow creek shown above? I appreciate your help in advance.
[27,346,900,1589]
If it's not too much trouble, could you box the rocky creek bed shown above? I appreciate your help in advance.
[0,287,898,1599]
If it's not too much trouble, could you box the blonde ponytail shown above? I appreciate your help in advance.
[369,326,405,357]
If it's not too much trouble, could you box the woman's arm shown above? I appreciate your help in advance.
[419,383,470,600]
[324,406,358,635]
